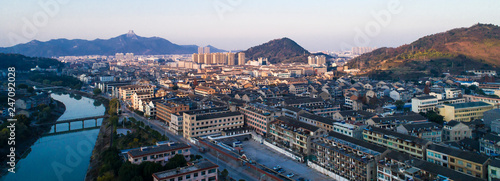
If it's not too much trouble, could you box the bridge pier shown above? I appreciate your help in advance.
[82,120,85,129]
[68,122,71,131]
[95,118,98,127]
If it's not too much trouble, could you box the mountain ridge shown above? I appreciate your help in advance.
[243,37,311,64]
[347,23,500,80]
[0,31,226,57]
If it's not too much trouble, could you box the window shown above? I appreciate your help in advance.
[208,169,216,173]
[450,158,455,163]
[458,160,463,165]
[178,176,183,180]
[194,173,198,177]
[476,166,481,171]
[201,171,206,175]
[143,157,147,161]
[186,174,191,179]
[492,170,497,176]
[467,163,472,168]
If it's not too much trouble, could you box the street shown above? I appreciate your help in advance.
[119,101,257,181]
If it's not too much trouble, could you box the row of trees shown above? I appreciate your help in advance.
[29,73,82,90]
[97,147,189,181]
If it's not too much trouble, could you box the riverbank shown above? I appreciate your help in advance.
[84,94,112,181]
[85,116,113,181]
[0,98,66,177]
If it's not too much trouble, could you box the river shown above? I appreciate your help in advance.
[1,93,106,181]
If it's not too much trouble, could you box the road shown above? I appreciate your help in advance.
[119,101,257,181]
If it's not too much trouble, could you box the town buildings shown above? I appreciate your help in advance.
[183,110,244,139]
[438,102,494,122]
[152,160,218,181]
[127,142,191,165]
[239,102,282,136]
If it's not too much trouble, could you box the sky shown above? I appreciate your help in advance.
[1,0,500,52]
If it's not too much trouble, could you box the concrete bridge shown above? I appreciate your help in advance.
[34,115,109,132]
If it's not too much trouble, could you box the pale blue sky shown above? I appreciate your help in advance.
[1,0,499,51]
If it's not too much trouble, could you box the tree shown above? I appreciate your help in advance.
[97,171,115,181]
[172,84,179,90]
[395,100,405,111]
[164,154,188,170]
[118,162,140,181]
[27,87,35,94]
[192,78,199,89]
[420,111,444,124]
[94,88,102,95]
[140,162,163,181]
[17,83,29,89]
[221,169,229,179]
[423,85,430,94]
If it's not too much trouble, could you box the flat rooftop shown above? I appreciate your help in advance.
[127,143,190,158]
[447,101,491,109]
[196,111,241,121]
[413,95,438,100]
[153,160,218,179]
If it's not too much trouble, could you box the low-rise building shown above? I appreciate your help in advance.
[484,109,500,130]
[311,131,389,181]
[333,110,375,123]
[411,95,439,113]
[363,126,431,159]
[427,144,490,179]
[119,85,155,102]
[183,111,244,139]
[152,160,218,181]
[438,102,494,122]
[480,133,500,157]
[299,104,340,117]
[443,120,473,141]
[396,122,442,143]
[365,113,427,130]
[127,142,191,165]
[239,102,282,136]
[156,101,189,133]
[378,150,484,181]
[132,91,153,110]
[489,159,500,181]
[283,97,324,107]
[298,112,336,132]
[463,95,500,109]
[194,86,216,96]
[332,122,366,139]
[268,116,326,156]
[445,88,462,99]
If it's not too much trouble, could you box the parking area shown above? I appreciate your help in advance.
[241,140,332,181]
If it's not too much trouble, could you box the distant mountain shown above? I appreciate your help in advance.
[0,30,225,57]
[347,23,500,80]
[243,37,310,64]
[0,53,63,71]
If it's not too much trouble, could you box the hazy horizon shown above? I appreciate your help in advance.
[1,0,500,52]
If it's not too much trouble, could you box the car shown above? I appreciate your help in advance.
[273,165,281,170]
[286,173,295,178]
[278,169,286,174]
